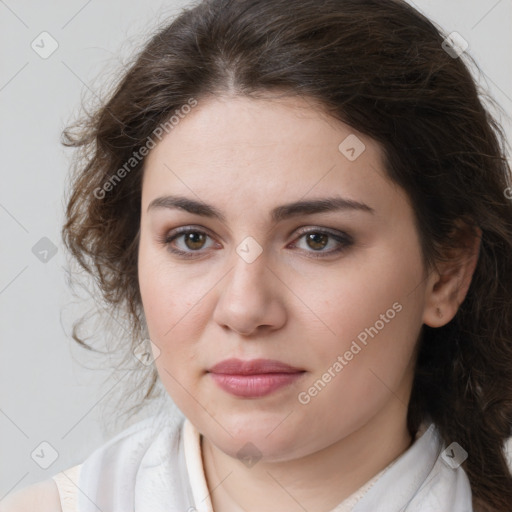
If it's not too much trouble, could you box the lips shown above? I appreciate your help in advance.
[207,358,305,398]
[209,358,303,375]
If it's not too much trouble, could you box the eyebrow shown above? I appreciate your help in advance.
[147,195,374,223]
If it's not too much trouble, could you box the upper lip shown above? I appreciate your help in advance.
[208,358,304,375]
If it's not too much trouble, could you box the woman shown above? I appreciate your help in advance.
[3,0,512,510]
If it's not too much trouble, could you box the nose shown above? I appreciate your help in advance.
[212,247,287,337]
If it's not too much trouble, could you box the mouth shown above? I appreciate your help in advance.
[207,358,306,398]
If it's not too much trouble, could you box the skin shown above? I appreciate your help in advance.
[137,94,480,512]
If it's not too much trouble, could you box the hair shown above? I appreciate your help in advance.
[61,0,512,509]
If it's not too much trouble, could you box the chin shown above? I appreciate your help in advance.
[199,409,312,461]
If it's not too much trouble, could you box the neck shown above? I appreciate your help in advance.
[201,402,413,512]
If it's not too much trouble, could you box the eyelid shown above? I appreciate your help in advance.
[287,226,354,258]
[160,225,220,252]
[292,225,353,242]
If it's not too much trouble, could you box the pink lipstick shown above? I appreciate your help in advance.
[207,358,305,398]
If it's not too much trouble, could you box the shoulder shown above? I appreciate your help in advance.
[85,413,185,461]
[0,414,185,512]
[0,479,62,512]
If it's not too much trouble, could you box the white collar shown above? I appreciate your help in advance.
[77,414,474,512]
[183,418,214,512]
[180,419,440,512]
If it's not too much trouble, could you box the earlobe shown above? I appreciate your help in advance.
[422,226,482,328]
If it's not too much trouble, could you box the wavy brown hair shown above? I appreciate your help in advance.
[61,0,512,509]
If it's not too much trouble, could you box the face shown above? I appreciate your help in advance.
[138,94,430,462]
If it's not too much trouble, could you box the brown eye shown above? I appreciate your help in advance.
[161,226,353,260]
[291,228,354,258]
[161,227,218,258]
[182,232,207,250]
[305,232,329,251]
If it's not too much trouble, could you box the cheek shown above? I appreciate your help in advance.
[138,240,191,369]
[137,237,215,408]
[293,245,424,359]
[294,245,425,427]
[138,237,205,338]
[292,309,422,454]
[138,264,202,413]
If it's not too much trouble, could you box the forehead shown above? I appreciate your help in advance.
[141,95,404,222]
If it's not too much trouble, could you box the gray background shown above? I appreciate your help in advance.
[1,0,511,497]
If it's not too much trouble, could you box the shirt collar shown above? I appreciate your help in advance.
[183,418,214,512]
[181,419,471,512]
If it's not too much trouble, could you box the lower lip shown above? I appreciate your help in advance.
[209,372,304,398]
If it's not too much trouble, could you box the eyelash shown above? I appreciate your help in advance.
[159,225,354,260]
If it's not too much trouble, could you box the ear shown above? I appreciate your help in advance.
[423,222,482,328]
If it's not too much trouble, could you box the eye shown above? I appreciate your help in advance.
[289,228,354,258]
[159,226,354,259]
[160,227,219,259]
